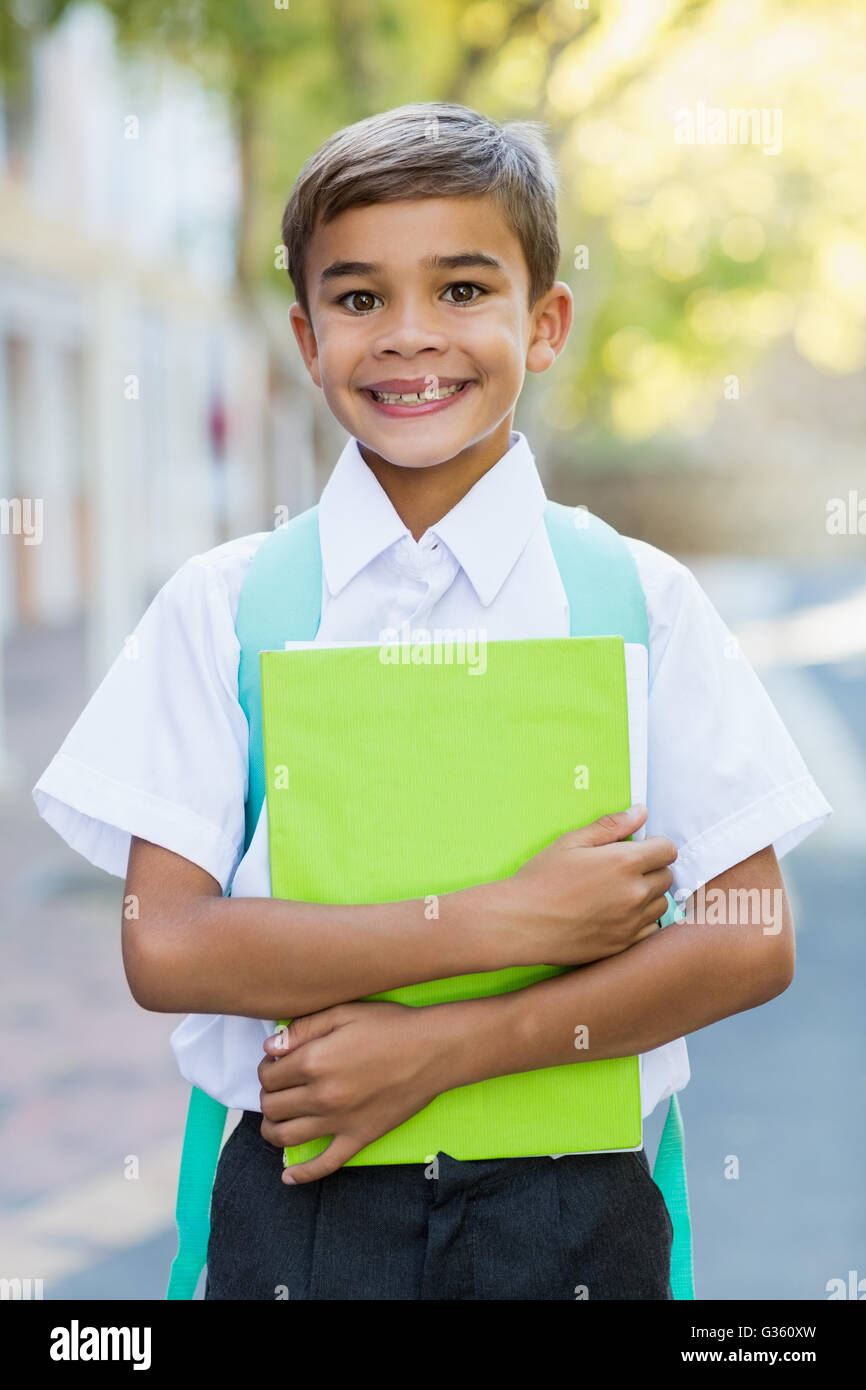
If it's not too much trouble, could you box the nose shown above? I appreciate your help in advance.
[369,299,449,359]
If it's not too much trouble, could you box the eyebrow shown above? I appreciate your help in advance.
[319,251,504,283]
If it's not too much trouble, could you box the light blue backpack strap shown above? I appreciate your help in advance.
[167,507,323,1300]
[542,499,649,644]
[236,506,323,850]
[166,1086,228,1299]
[543,498,695,1300]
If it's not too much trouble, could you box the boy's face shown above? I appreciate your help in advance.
[289,194,572,473]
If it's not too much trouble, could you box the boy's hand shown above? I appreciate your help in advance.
[493,804,677,968]
[257,1001,454,1184]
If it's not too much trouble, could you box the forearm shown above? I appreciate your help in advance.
[129,879,509,1017]
[426,911,795,1091]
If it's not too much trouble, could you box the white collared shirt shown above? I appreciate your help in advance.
[32,431,833,1127]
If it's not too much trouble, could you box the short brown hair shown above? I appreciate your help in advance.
[281,102,560,318]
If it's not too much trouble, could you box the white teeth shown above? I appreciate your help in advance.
[370,382,467,404]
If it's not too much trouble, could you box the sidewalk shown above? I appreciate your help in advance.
[0,618,191,1296]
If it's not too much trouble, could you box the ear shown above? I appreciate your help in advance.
[288,303,322,389]
[526,282,573,374]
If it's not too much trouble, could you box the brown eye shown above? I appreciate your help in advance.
[343,291,380,312]
[443,283,483,304]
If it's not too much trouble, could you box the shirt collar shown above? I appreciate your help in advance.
[317,431,548,607]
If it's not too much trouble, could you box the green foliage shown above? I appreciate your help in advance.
[17,0,866,444]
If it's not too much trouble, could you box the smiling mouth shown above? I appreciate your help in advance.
[366,381,471,405]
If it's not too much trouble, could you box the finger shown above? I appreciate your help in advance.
[633,921,661,943]
[258,1048,316,1092]
[282,1134,362,1186]
[263,1024,293,1056]
[628,834,678,871]
[641,865,675,901]
[258,1075,316,1119]
[632,897,672,942]
[560,805,647,849]
[644,895,673,927]
[261,1112,330,1149]
[625,894,674,938]
[263,1008,341,1058]
[589,805,648,840]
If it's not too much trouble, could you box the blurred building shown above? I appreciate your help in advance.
[0,3,330,786]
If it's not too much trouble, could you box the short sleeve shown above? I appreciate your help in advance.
[32,552,251,894]
[635,542,834,898]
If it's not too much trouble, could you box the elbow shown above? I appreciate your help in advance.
[755,921,796,1004]
[122,919,179,1013]
[758,960,794,1005]
[127,973,171,1015]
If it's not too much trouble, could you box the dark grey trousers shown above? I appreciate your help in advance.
[204,1109,673,1301]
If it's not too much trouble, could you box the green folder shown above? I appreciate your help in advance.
[262,635,642,1166]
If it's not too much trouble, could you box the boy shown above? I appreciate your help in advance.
[33,103,832,1301]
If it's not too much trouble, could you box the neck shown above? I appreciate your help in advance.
[358,421,515,542]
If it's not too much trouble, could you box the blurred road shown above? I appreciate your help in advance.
[1,557,863,1301]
